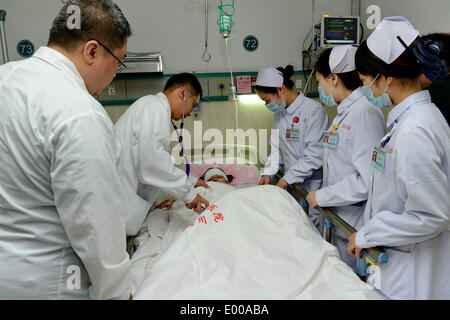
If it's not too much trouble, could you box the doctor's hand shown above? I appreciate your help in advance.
[186,194,209,213]
[306,191,318,209]
[155,199,176,210]
[347,232,363,258]
[275,178,289,189]
[258,175,271,186]
[195,179,210,189]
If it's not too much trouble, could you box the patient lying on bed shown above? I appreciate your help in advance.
[132,182,382,300]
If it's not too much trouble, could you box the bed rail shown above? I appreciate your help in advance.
[274,171,388,276]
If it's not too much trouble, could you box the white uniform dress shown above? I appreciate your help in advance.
[356,90,450,299]
[115,93,197,236]
[315,88,386,270]
[263,93,329,228]
[0,47,131,299]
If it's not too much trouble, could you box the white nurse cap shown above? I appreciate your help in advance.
[367,16,420,64]
[256,67,284,87]
[329,45,358,73]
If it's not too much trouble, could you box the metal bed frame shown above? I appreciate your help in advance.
[0,10,9,64]
[274,171,389,277]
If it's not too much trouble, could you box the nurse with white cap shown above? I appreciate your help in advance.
[305,45,386,271]
[347,17,450,299]
[256,65,329,231]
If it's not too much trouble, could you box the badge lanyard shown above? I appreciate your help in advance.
[172,119,191,177]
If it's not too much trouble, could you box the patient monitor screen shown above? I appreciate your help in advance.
[321,17,360,47]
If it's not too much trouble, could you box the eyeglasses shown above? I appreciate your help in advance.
[92,39,127,72]
[188,92,201,108]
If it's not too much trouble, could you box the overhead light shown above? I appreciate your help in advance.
[238,94,264,104]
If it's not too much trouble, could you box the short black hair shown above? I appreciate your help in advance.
[315,48,362,90]
[420,33,450,66]
[48,0,132,51]
[163,73,203,98]
[355,40,422,79]
[255,65,295,94]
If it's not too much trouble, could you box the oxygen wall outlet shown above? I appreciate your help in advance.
[108,84,116,96]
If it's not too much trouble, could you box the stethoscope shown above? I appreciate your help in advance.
[172,117,191,177]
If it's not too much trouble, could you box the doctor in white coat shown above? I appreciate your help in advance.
[115,73,209,236]
[256,66,329,230]
[305,46,386,271]
[347,17,450,299]
[0,0,132,299]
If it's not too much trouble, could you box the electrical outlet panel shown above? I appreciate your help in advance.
[98,81,126,101]
[208,78,233,97]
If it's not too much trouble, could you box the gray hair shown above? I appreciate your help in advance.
[48,0,132,50]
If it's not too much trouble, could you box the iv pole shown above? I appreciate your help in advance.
[0,10,9,64]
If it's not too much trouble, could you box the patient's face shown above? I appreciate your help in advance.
[207,175,229,184]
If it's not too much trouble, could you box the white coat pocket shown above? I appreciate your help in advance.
[380,246,414,300]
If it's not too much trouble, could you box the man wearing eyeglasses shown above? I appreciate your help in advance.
[115,73,210,237]
[0,0,132,300]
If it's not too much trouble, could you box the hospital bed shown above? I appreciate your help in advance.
[128,144,384,299]
[274,171,389,278]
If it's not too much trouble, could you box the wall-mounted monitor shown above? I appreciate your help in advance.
[320,16,360,48]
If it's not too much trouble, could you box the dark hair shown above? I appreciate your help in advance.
[163,73,203,98]
[420,33,450,66]
[355,40,422,79]
[255,65,295,94]
[315,48,362,90]
[48,0,132,51]
[277,65,295,89]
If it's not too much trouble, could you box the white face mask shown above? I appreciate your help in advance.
[265,88,287,113]
[318,75,338,107]
[361,74,393,108]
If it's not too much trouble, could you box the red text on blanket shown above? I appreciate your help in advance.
[189,204,225,227]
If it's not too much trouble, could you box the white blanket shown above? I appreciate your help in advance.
[132,184,381,299]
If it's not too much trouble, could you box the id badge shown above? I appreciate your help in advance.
[323,131,339,148]
[372,146,387,171]
[286,129,299,141]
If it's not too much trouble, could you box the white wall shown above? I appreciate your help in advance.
[360,0,450,38]
[0,0,352,71]
[1,1,449,68]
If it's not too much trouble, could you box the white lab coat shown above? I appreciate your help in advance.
[315,88,386,270]
[0,47,131,299]
[263,93,328,231]
[263,93,329,189]
[356,90,450,300]
[115,93,197,236]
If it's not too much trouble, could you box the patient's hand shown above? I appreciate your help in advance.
[155,199,176,210]
[186,194,209,213]
[258,175,271,185]
[195,179,210,189]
